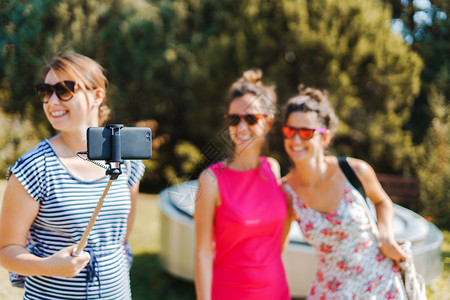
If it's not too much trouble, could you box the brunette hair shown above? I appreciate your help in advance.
[227,69,277,117]
[283,84,339,134]
[41,52,110,125]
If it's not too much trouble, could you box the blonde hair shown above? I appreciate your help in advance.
[41,52,110,125]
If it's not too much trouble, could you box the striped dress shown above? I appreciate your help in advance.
[9,139,145,300]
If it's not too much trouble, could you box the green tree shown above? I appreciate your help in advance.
[414,88,450,227]
[275,0,423,174]
[382,0,449,223]
[1,0,424,189]
[0,76,44,174]
[0,0,132,127]
[384,0,449,140]
[174,0,423,174]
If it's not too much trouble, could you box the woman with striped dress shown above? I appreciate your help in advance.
[0,52,144,299]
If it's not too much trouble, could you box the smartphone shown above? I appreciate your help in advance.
[87,126,152,161]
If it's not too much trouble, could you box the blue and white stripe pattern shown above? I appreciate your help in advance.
[10,139,145,300]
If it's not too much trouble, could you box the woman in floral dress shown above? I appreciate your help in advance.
[281,85,407,299]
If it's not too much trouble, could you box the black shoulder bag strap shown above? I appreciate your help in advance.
[337,157,367,205]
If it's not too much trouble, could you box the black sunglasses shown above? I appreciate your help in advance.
[224,114,266,126]
[35,81,78,103]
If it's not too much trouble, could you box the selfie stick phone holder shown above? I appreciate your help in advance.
[73,124,124,256]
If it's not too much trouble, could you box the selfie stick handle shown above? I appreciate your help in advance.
[73,125,123,257]
[73,179,114,256]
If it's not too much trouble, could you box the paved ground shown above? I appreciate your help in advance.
[0,269,24,299]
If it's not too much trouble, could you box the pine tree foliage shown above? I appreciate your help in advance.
[0,0,130,126]
[278,0,423,173]
[0,0,423,183]
[384,0,449,140]
[414,87,450,226]
[381,0,449,223]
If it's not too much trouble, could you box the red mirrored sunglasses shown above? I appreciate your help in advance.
[224,114,266,126]
[281,125,327,140]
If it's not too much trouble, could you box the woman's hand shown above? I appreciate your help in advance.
[379,239,407,268]
[43,245,91,278]
[348,158,407,268]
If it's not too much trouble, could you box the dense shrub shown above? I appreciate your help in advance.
[414,88,450,228]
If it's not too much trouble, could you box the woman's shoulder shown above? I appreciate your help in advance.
[262,156,281,179]
[13,140,52,168]
[203,160,227,174]
[199,161,223,180]
[197,167,220,199]
[263,156,279,166]
[344,157,374,175]
[8,140,51,188]
[124,160,146,186]
[334,156,376,186]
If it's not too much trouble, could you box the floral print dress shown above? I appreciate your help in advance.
[284,180,406,300]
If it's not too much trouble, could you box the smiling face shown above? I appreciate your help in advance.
[43,69,103,133]
[283,111,329,162]
[227,93,272,153]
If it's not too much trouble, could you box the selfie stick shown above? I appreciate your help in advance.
[73,124,123,257]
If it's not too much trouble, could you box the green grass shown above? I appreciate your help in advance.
[0,183,448,299]
[127,193,196,300]
[127,196,450,299]
[0,189,196,300]
[426,230,450,299]
[130,253,195,300]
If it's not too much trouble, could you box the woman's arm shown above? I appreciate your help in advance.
[280,177,296,251]
[0,174,90,277]
[125,183,140,242]
[267,157,292,250]
[280,205,293,251]
[194,169,219,300]
[348,158,406,266]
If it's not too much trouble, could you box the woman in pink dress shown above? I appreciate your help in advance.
[281,85,407,299]
[194,70,291,300]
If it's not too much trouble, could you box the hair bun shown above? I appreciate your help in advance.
[243,69,263,86]
[298,84,326,103]
[283,84,338,135]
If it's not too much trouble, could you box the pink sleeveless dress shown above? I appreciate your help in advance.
[209,157,290,300]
